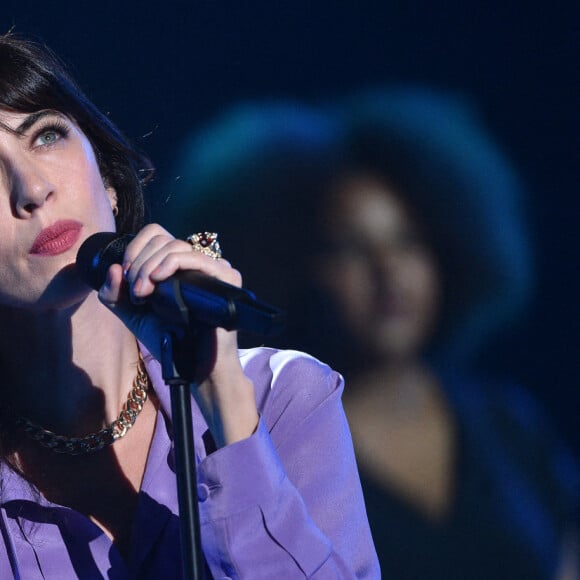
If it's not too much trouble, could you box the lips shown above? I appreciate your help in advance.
[30,220,83,256]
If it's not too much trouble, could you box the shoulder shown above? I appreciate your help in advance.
[481,378,567,451]
[442,369,556,436]
[450,373,580,509]
[494,381,580,501]
[239,346,346,431]
[240,345,340,381]
[239,346,344,400]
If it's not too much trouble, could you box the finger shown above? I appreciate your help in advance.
[97,264,169,360]
[121,226,242,299]
[149,252,241,287]
[98,264,124,307]
[130,241,241,295]
[123,232,177,283]
[128,239,189,298]
[120,223,172,268]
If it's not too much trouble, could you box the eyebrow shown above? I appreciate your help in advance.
[14,110,59,135]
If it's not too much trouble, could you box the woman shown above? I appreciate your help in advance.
[164,91,579,578]
[0,34,379,578]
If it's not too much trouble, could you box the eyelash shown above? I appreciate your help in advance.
[31,119,71,148]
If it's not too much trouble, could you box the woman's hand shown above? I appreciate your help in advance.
[98,223,259,447]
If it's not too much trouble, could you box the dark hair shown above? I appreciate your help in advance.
[162,89,532,367]
[0,33,153,233]
[161,101,345,319]
[0,33,154,475]
[335,87,532,363]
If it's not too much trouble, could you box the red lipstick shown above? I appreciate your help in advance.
[30,220,83,256]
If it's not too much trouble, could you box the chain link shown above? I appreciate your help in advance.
[15,354,150,455]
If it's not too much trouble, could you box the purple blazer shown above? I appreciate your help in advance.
[0,347,380,578]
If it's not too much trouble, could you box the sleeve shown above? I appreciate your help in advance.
[196,351,380,579]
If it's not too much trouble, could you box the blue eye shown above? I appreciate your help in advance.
[38,129,60,145]
[32,119,71,148]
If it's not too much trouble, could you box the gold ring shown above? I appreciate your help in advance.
[186,232,222,259]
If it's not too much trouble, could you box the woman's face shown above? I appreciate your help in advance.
[0,108,117,309]
[316,174,441,361]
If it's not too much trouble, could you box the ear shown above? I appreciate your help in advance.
[106,186,118,215]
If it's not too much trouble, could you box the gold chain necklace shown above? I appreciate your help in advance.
[14,354,150,456]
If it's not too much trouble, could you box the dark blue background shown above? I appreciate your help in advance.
[3,1,578,455]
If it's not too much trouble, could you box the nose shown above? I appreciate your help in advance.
[10,157,55,217]
[368,244,403,286]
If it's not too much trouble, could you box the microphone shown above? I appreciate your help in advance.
[76,232,285,337]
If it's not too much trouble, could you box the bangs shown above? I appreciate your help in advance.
[0,37,73,115]
[0,33,153,234]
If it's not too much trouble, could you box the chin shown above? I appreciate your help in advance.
[371,332,424,362]
[31,266,94,311]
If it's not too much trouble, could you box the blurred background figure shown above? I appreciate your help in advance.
[159,87,579,578]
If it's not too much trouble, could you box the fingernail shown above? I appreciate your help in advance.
[131,278,147,306]
[123,262,131,278]
[150,264,163,280]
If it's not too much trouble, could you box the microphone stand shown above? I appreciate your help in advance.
[160,331,206,580]
[76,233,287,579]
[152,278,285,580]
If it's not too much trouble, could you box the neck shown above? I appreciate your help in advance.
[0,292,141,436]
[344,354,439,410]
[352,352,432,386]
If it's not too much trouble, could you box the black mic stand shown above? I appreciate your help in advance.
[75,233,287,579]
[160,331,206,580]
[152,277,285,580]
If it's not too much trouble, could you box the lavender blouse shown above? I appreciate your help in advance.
[0,347,380,579]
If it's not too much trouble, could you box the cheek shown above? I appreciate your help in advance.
[0,261,34,306]
[75,161,117,224]
[69,143,110,200]
[0,229,25,286]
[404,258,441,325]
[318,258,376,337]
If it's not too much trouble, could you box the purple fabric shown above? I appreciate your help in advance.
[0,347,380,578]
